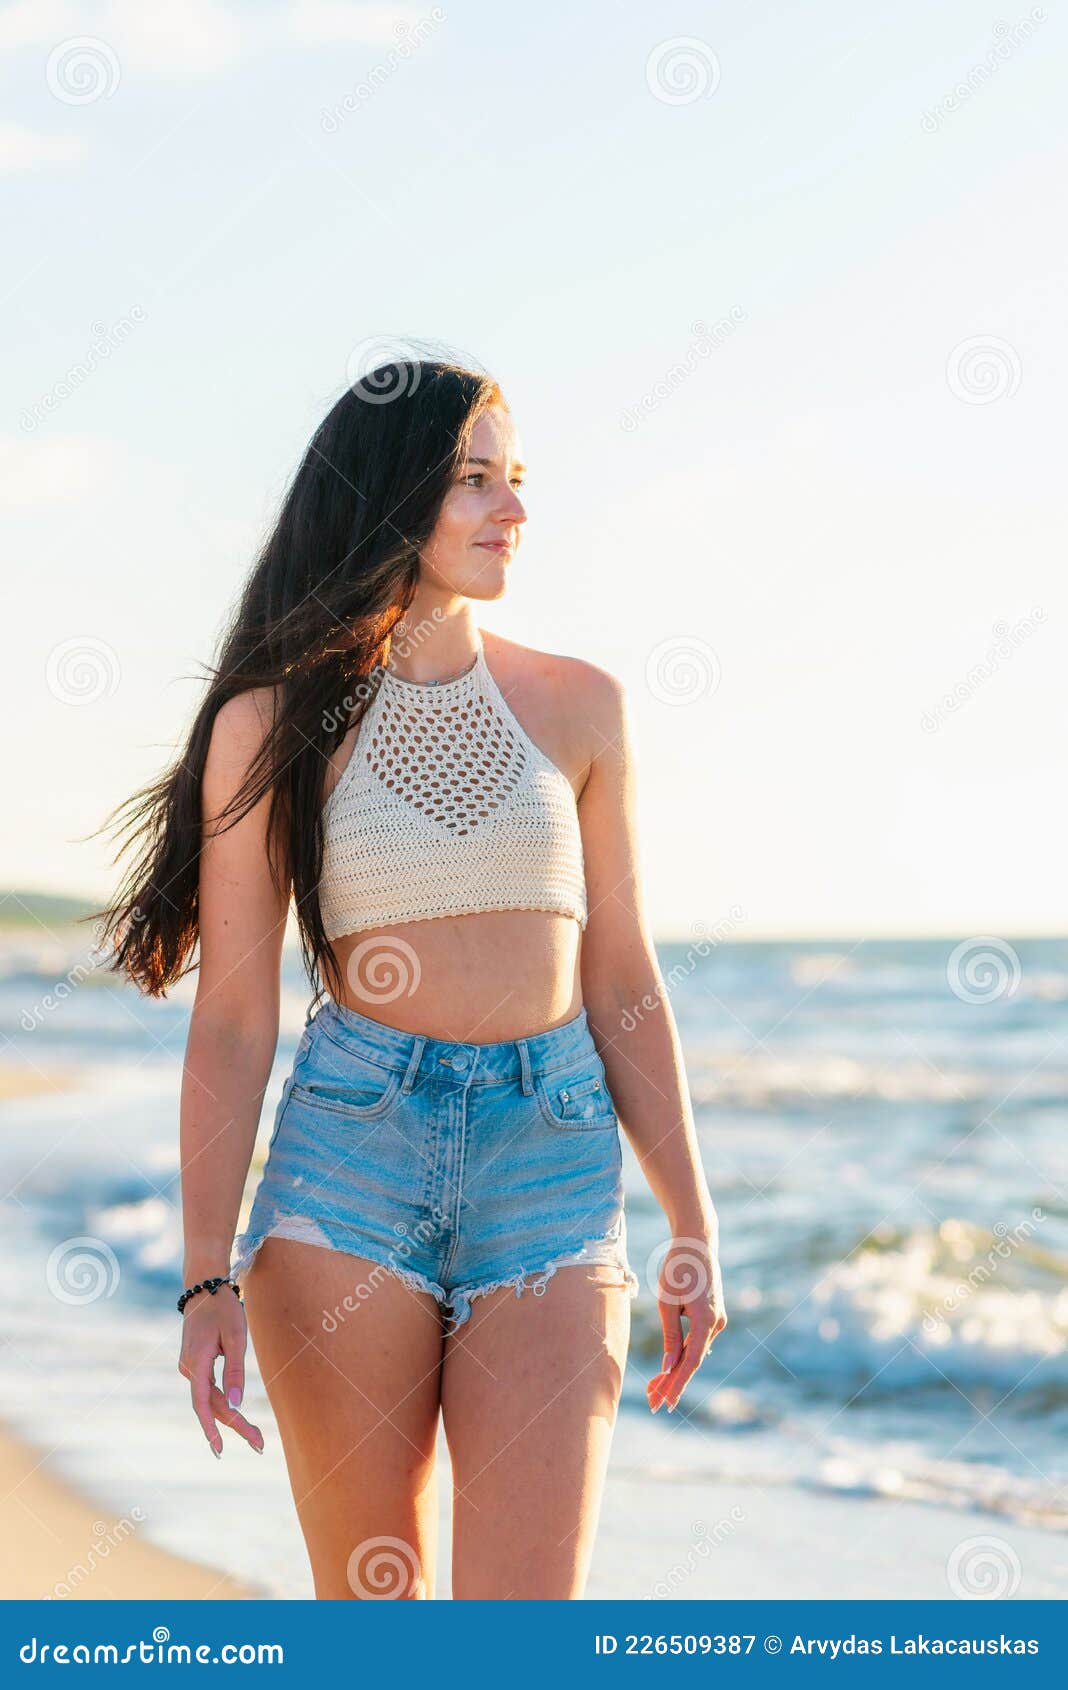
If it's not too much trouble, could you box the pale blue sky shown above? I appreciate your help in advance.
[3,0,1064,938]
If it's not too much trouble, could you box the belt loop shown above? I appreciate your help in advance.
[516,1037,534,1097]
[400,1036,426,1096]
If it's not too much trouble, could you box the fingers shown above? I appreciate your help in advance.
[189,1358,224,1456]
[646,1304,728,1413]
[206,1382,264,1454]
[220,1324,247,1414]
[181,1352,263,1455]
[657,1299,684,1375]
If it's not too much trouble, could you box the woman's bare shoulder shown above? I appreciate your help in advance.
[203,685,282,803]
[482,628,623,703]
[481,630,626,790]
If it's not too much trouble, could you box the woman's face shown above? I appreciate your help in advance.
[420,405,527,600]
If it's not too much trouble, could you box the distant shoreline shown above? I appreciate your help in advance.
[0,1064,78,1102]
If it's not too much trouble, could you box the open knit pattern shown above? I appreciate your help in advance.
[319,629,588,940]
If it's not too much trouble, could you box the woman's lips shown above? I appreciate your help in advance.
[476,541,512,553]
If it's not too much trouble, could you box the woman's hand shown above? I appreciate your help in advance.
[178,1285,264,1456]
[646,1233,727,1414]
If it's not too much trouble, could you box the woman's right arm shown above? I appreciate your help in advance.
[177,687,291,1457]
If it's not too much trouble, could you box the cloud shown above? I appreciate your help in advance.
[0,434,125,506]
[0,120,86,170]
[285,2,417,44]
[0,0,423,70]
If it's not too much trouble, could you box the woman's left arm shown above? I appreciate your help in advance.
[575,662,727,1411]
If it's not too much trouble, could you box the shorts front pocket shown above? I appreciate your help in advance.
[535,1059,619,1131]
[290,1047,402,1121]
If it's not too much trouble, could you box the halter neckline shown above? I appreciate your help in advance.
[381,629,484,693]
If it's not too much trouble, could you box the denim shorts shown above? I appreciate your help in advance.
[230,997,640,1334]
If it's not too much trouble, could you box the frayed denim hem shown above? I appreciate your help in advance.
[229,1217,450,1308]
[442,1231,642,1337]
[229,1216,641,1336]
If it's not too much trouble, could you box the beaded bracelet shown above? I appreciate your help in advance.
[177,1275,243,1315]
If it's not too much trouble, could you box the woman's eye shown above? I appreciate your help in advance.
[460,472,525,489]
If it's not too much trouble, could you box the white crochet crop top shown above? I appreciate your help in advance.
[319,630,588,939]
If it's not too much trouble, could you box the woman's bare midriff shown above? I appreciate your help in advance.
[318,632,591,1044]
[325,908,585,1043]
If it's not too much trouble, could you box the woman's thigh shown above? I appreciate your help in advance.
[243,1236,446,1599]
[439,1262,632,1600]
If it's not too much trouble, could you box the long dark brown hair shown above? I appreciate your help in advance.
[85,357,503,1007]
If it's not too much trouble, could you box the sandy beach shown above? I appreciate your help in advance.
[0,1423,261,1601]
[0,1062,77,1102]
[5,1407,1066,1602]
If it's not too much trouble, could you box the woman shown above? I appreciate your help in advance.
[93,357,726,1600]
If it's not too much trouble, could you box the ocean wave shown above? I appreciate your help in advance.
[688,1054,1067,1106]
[771,1217,1068,1399]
